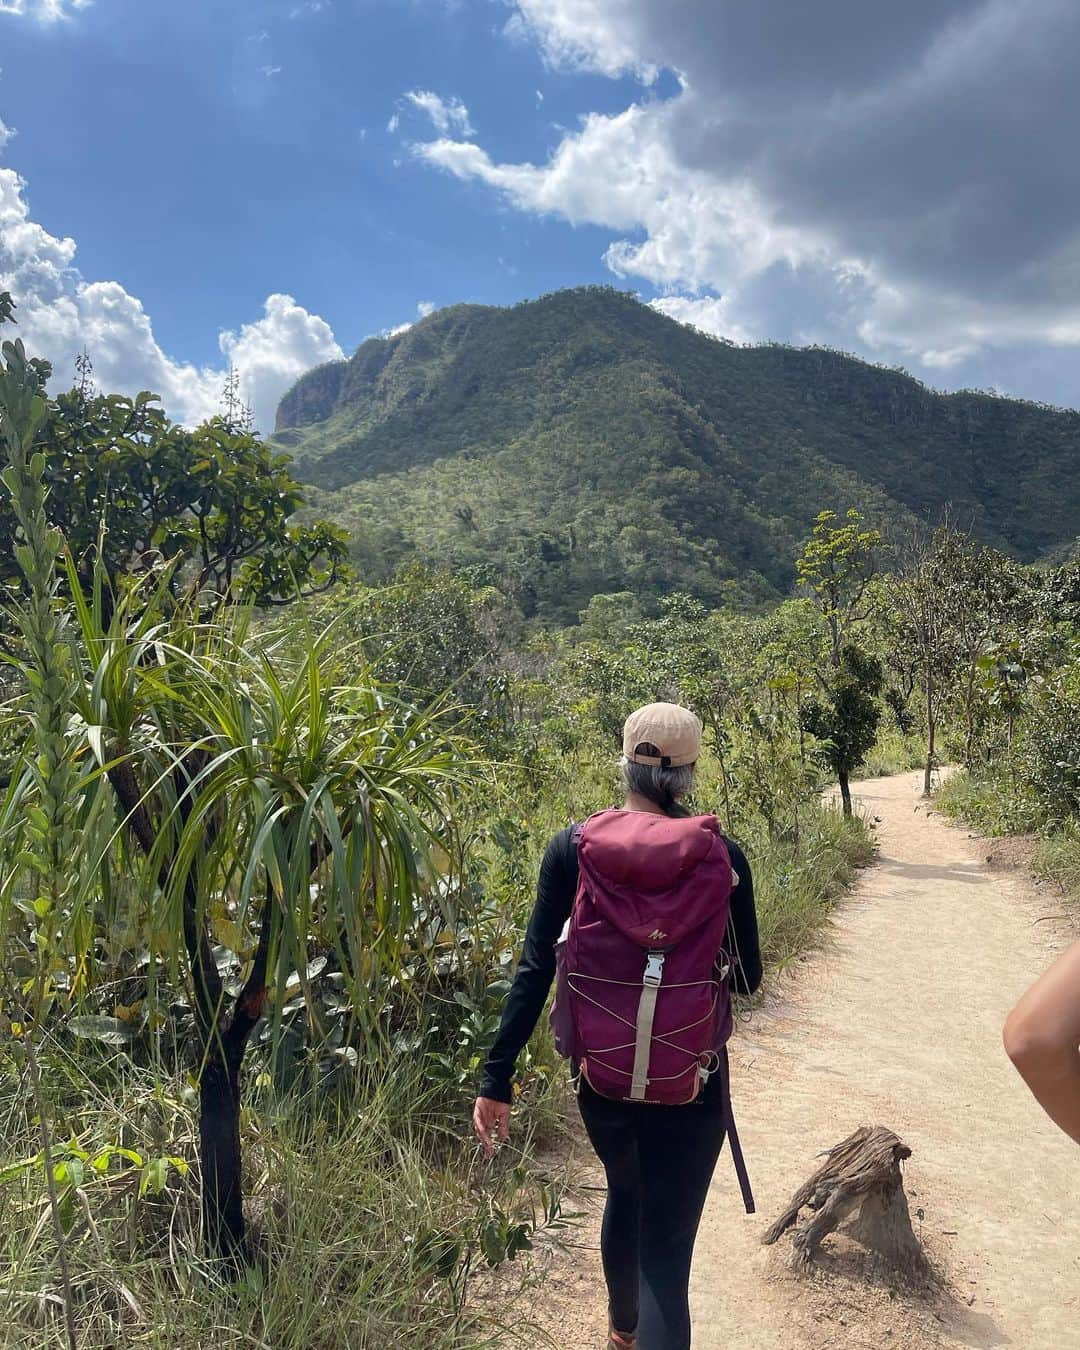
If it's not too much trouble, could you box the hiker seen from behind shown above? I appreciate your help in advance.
[473,702,762,1350]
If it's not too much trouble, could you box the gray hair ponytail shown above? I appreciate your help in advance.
[620,749,695,818]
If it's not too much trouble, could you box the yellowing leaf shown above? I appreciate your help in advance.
[210,916,244,953]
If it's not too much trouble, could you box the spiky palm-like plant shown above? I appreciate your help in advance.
[70,589,475,1265]
[1,300,477,1271]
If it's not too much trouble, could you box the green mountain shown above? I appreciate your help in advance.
[274,287,1080,623]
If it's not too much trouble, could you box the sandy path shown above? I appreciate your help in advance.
[533,771,1080,1349]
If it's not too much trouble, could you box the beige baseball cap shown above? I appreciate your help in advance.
[622,702,702,768]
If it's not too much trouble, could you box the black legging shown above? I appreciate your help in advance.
[577,1073,727,1349]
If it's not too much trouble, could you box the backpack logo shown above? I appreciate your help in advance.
[648,929,667,942]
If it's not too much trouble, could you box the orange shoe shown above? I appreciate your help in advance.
[608,1326,637,1349]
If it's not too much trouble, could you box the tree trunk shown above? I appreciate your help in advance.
[199,1052,248,1270]
[923,667,936,798]
[762,1125,931,1285]
[838,770,852,817]
[964,667,977,769]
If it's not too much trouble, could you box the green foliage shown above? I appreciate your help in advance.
[0,332,81,926]
[937,769,1040,836]
[800,646,884,791]
[316,563,520,719]
[0,322,486,1268]
[796,508,880,664]
[1033,824,1080,903]
[276,287,1080,623]
[1011,643,1080,826]
[0,341,348,622]
[0,1048,562,1348]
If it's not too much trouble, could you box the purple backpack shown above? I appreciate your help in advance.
[551,809,754,1211]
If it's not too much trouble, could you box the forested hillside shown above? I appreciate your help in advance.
[275,287,1080,623]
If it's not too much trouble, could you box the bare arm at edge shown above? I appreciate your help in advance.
[1003,938,1080,1146]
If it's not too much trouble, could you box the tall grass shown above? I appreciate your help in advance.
[937,768,1041,836]
[0,1037,570,1349]
[859,726,926,780]
[746,803,876,973]
[1033,825,1080,905]
[938,770,1080,907]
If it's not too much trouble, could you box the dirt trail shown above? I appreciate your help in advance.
[534,771,1080,1349]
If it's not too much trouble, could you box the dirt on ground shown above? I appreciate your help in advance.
[512,771,1080,1349]
[980,834,1040,874]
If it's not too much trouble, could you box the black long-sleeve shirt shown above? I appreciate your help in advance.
[480,825,762,1104]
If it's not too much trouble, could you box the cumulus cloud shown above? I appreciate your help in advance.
[383,300,440,337]
[649,294,751,346]
[403,90,474,137]
[0,0,91,20]
[417,105,827,294]
[420,0,1080,403]
[219,296,343,432]
[507,0,656,79]
[0,119,13,150]
[0,159,342,431]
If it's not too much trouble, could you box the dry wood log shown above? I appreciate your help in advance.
[762,1125,930,1281]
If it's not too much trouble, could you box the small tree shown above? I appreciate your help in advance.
[72,594,473,1267]
[0,298,348,635]
[801,645,884,816]
[796,509,880,668]
[931,529,1026,766]
[796,510,881,812]
[886,525,955,797]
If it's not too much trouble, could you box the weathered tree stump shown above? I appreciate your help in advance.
[762,1125,931,1283]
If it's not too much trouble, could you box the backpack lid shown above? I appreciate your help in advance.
[577,809,732,946]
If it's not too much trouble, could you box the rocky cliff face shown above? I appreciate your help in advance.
[275,359,348,431]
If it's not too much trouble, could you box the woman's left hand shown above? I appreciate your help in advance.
[472,1096,511,1158]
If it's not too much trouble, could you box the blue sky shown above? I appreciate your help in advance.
[3,0,1080,430]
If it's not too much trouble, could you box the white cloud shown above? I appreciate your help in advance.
[382,300,440,338]
[508,0,657,79]
[0,118,13,150]
[649,294,751,346]
[386,113,400,134]
[416,105,825,296]
[0,163,341,432]
[260,64,283,78]
[403,90,474,138]
[0,0,91,21]
[409,0,1080,404]
[219,294,342,433]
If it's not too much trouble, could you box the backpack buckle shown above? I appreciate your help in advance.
[643,951,665,987]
